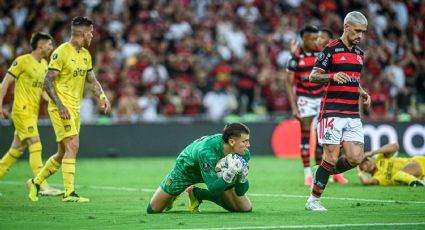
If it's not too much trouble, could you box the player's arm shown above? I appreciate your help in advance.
[359,84,371,107]
[44,70,70,119]
[364,143,399,159]
[285,71,300,120]
[86,70,111,113]
[309,69,351,84]
[0,73,14,118]
[357,166,379,185]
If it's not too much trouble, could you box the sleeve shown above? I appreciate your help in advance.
[7,57,23,79]
[286,54,298,73]
[87,53,93,71]
[313,46,332,73]
[235,181,249,196]
[48,50,63,72]
[198,148,232,196]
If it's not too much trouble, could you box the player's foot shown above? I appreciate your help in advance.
[62,191,90,203]
[333,174,349,184]
[305,200,327,211]
[187,185,200,212]
[164,196,177,211]
[304,176,313,186]
[27,179,40,202]
[39,186,64,196]
[409,180,424,187]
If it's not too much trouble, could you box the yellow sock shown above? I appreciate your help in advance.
[62,158,76,196]
[392,171,418,185]
[34,156,61,185]
[0,148,23,177]
[28,142,48,188]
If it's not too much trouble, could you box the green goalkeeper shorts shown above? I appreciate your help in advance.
[160,168,193,196]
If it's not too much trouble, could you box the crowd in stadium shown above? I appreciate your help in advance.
[0,0,424,123]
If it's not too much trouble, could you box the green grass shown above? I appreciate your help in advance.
[1,156,425,229]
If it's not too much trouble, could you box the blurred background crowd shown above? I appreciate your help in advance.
[0,0,424,124]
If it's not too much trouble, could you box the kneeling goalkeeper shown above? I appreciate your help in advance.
[147,122,252,213]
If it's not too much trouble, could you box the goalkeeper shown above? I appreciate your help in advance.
[147,122,252,213]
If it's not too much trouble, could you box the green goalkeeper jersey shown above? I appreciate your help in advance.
[175,134,250,184]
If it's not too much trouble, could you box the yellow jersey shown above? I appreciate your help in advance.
[48,42,92,111]
[7,54,48,115]
[372,154,409,185]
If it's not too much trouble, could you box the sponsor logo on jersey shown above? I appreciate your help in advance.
[335,48,344,52]
[202,162,211,171]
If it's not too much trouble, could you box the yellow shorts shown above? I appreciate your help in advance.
[411,156,425,176]
[48,109,80,142]
[12,112,39,141]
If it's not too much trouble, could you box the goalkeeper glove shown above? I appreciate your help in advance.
[222,168,238,183]
[237,166,249,183]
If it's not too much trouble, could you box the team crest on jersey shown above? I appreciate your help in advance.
[202,162,211,171]
[64,125,71,132]
[12,61,18,66]
[53,53,58,60]
[357,55,363,64]
[165,179,172,186]
[28,126,34,133]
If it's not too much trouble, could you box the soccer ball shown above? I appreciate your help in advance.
[215,154,247,179]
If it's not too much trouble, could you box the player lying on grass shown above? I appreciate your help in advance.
[147,122,252,213]
[357,143,425,186]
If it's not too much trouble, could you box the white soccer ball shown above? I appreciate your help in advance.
[215,154,247,179]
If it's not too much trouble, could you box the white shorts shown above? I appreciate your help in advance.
[297,96,321,119]
[317,117,364,145]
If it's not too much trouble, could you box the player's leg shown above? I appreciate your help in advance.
[392,159,424,186]
[0,134,26,177]
[148,186,179,213]
[300,116,314,186]
[28,143,64,202]
[338,119,366,173]
[220,187,252,212]
[306,117,345,211]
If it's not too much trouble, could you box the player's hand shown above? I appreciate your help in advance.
[237,166,249,183]
[292,110,301,121]
[289,39,299,54]
[100,98,111,114]
[222,168,237,183]
[364,151,373,158]
[58,104,71,120]
[360,91,371,106]
[332,72,351,84]
[0,106,10,119]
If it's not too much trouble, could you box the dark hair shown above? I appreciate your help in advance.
[222,123,250,143]
[300,25,319,37]
[30,32,52,50]
[72,16,93,27]
[320,28,334,39]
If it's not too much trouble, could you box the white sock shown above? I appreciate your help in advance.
[307,195,319,203]
[304,167,312,178]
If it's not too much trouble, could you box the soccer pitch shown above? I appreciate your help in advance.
[0,156,424,229]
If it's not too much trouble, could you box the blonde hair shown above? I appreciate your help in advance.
[344,11,368,26]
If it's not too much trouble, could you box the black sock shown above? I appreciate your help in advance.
[301,129,310,167]
[335,157,355,173]
[312,161,334,198]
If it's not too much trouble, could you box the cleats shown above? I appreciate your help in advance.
[27,179,40,202]
[304,176,313,186]
[409,180,424,187]
[187,185,200,212]
[333,174,349,184]
[62,191,90,203]
[39,186,64,196]
[305,200,327,211]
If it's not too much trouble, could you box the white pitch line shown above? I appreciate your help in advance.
[164,222,425,230]
[1,180,424,204]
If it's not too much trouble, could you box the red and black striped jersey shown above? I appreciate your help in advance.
[286,48,324,98]
[313,39,364,119]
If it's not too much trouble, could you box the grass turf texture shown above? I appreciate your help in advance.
[0,156,424,229]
